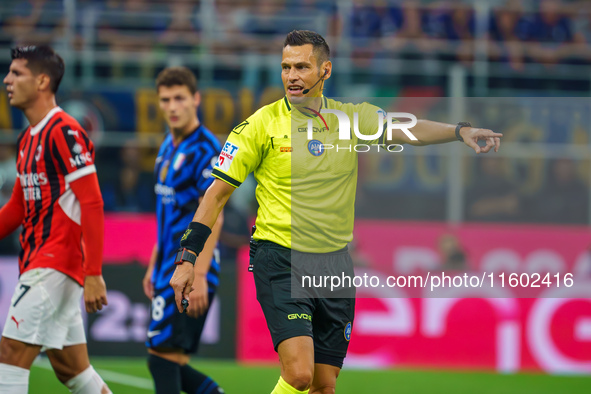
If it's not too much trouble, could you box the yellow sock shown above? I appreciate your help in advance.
[270,376,309,394]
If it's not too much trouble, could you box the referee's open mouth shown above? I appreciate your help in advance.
[288,84,304,95]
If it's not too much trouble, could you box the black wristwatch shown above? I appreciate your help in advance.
[455,122,471,142]
[174,248,197,266]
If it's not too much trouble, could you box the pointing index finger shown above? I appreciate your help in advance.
[480,130,503,138]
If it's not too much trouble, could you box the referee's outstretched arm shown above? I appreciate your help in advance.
[391,119,502,154]
[170,179,235,311]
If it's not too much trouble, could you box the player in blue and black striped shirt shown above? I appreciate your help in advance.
[142,67,224,394]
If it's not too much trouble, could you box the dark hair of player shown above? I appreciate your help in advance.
[11,45,65,94]
[156,67,198,95]
[283,30,330,66]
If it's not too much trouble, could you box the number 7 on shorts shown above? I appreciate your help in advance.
[13,284,31,307]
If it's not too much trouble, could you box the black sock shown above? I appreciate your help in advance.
[179,364,224,394]
[148,354,182,394]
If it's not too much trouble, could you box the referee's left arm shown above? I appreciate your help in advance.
[389,120,503,153]
[170,179,235,312]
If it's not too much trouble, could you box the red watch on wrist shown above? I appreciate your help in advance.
[174,248,197,266]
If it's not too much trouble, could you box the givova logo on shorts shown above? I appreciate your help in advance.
[287,313,312,321]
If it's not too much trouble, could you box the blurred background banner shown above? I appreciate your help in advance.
[0,259,20,335]
[237,223,591,373]
[86,262,233,358]
[84,215,237,358]
[1,0,591,387]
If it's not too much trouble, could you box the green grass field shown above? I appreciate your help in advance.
[30,358,591,393]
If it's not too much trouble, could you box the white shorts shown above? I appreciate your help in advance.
[2,268,86,350]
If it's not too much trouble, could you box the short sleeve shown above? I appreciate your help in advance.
[211,113,266,188]
[51,124,96,184]
[355,102,388,146]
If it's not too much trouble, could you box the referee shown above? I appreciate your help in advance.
[170,30,502,394]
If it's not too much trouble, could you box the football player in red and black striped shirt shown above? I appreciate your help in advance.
[0,45,111,393]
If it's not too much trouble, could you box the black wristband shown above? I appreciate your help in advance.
[179,221,212,256]
[455,122,471,142]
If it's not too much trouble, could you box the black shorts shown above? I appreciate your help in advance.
[252,241,355,369]
[146,285,215,354]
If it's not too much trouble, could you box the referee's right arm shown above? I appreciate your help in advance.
[192,179,235,229]
[170,179,235,311]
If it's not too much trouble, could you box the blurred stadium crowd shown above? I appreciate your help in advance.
[3,1,591,67]
[2,0,591,93]
[1,0,590,254]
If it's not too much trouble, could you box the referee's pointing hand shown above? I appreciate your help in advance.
[459,128,503,154]
[170,260,195,312]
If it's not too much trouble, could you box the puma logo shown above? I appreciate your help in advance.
[11,316,24,329]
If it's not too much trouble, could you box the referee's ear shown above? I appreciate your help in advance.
[320,60,332,81]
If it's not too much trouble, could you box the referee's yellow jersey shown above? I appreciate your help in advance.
[212,96,384,253]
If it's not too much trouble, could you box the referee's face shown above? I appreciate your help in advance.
[282,44,327,104]
[158,84,200,134]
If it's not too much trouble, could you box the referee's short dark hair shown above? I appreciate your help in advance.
[284,30,330,66]
[11,45,65,94]
[156,67,198,95]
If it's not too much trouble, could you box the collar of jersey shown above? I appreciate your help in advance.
[284,96,329,118]
[30,106,62,136]
[170,123,202,147]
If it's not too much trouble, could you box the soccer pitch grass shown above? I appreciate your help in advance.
[30,358,591,393]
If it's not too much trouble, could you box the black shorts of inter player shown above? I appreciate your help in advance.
[147,288,215,354]
[252,241,356,369]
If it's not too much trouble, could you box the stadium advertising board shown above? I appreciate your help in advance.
[237,221,591,374]
[85,214,232,358]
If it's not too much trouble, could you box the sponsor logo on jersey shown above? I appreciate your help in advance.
[67,129,79,137]
[154,184,175,197]
[35,145,43,161]
[19,172,48,187]
[19,172,47,201]
[287,313,312,321]
[216,142,239,172]
[72,143,83,154]
[23,187,42,201]
[155,183,175,204]
[299,126,327,133]
[344,322,352,341]
[69,152,92,168]
[308,139,324,156]
[280,147,293,153]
